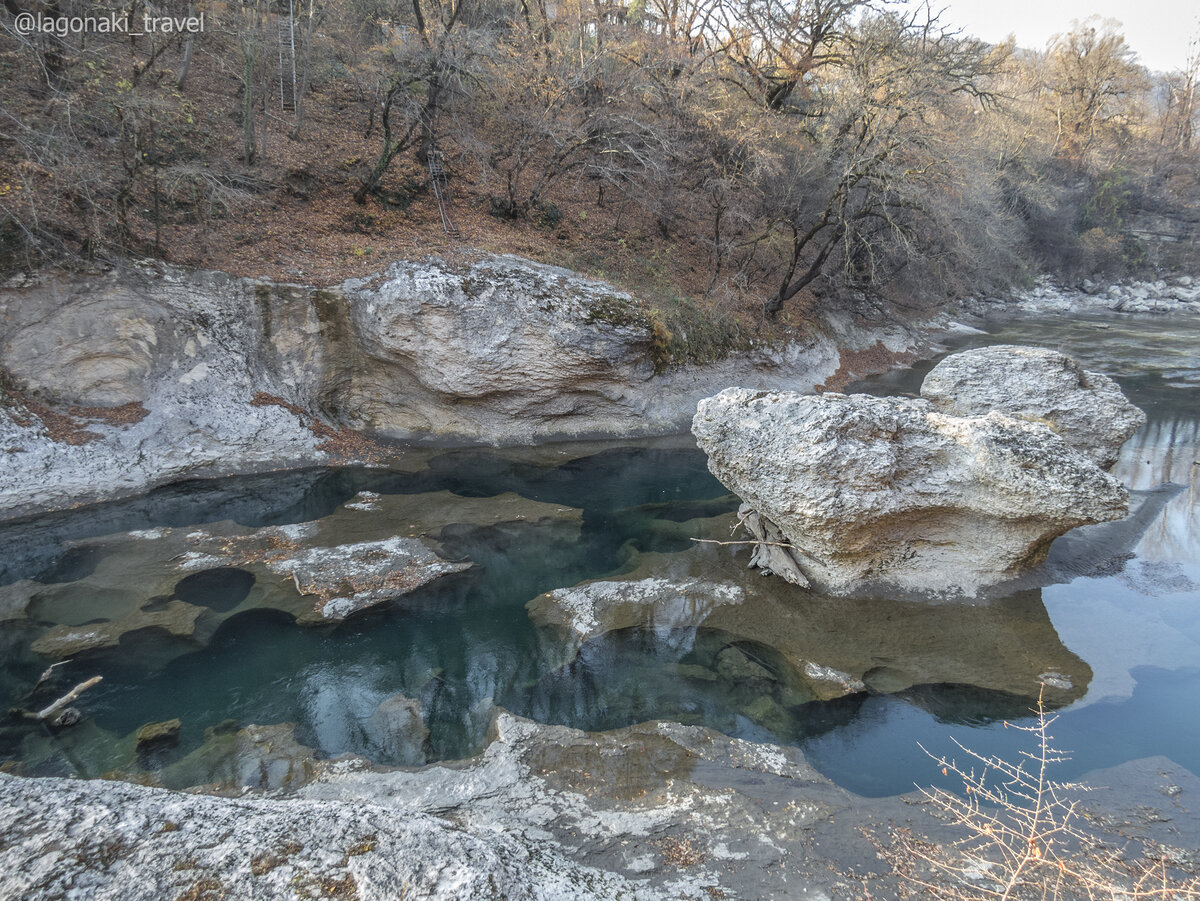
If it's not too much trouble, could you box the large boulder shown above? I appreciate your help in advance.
[692,388,1130,596]
[920,345,1145,468]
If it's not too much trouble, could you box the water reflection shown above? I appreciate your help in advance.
[1115,415,1200,569]
[0,315,1197,794]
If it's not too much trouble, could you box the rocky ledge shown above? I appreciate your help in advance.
[3,712,1196,900]
[966,274,1200,316]
[0,713,860,900]
[0,255,921,519]
[692,345,1142,596]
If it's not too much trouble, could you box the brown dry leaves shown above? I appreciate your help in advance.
[815,342,918,394]
[4,384,148,445]
[249,392,389,463]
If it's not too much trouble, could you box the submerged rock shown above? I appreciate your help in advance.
[30,599,206,658]
[528,577,743,645]
[50,708,81,727]
[920,345,1145,468]
[135,719,182,751]
[262,537,472,624]
[525,562,1089,703]
[0,580,35,621]
[692,388,1129,596]
[714,644,776,683]
[365,693,429,767]
[161,722,322,792]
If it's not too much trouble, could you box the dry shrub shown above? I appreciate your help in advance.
[893,687,1200,901]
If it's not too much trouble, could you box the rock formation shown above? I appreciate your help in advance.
[527,577,744,646]
[0,713,858,900]
[258,537,472,623]
[3,707,1194,900]
[31,599,207,658]
[0,254,910,518]
[692,384,1133,596]
[920,345,1146,468]
[965,274,1200,316]
[528,571,1092,703]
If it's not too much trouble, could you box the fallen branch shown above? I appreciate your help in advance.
[32,659,71,692]
[13,676,103,722]
[690,538,798,549]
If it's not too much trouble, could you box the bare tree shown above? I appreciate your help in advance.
[235,0,271,164]
[354,0,480,203]
[1159,34,1198,152]
[761,9,1007,314]
[709,0,870,111]
[1045,18,1148,163]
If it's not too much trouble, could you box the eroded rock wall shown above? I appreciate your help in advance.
[0,255,915,517]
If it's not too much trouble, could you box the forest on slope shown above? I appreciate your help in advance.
[1,0,1197,338]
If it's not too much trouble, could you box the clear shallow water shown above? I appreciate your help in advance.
[1,314,1197,798]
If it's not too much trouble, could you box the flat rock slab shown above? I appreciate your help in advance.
[181,526,471,624]
[263,537,473,623]
[30,599,206,658]
[0,768,638,901]
[528,577,744,644]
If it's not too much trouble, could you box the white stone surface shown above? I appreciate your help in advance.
[921,344,1145,468]
[693,387,1130,596]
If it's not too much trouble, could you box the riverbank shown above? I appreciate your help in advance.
[2,711,1197,900]
[2,265,1199,899]
[0,254,928,520]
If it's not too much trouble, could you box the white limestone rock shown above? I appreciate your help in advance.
[920,345,1145,468]
[692,388,1129,596]
[0,770,637,901]
[262,536,472,623]
[528,577,744,644]
[1,254,911,518]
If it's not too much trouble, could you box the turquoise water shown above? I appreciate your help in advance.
[1,314,1197,797]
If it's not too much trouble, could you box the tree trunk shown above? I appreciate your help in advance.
[177,1,196,90]
[242,48,257,163]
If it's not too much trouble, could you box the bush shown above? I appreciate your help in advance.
[884,689,1200,900]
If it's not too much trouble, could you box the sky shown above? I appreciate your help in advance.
[900,0,1199,73]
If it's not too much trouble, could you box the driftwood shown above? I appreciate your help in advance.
[689,538,797,549]
[12,676,103,722]
[32,659,71,692]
